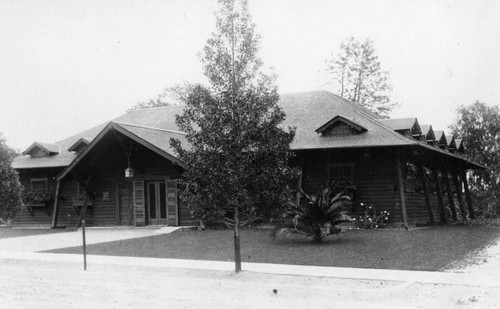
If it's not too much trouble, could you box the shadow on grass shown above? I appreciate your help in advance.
[46,225,500,271]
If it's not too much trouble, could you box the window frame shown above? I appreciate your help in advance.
[327,163,355,182]
[30,178,48,193]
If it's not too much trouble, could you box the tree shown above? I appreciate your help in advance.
[170,0,296,272]
[450,101,500,216]
[0,133,23,222]
[327,37,396,117]
[127,84,191,112]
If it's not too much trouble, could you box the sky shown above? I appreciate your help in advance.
[1,0,499,151]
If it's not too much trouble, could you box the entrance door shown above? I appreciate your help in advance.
[147,181,167,225]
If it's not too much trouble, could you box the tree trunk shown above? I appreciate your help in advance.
[233,205,242,273]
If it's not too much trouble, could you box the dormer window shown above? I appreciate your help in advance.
[22,142,60,157]
[316,115,367,136]
[68,138,92,153]
[378,118,422,141]
[420,124,436,145]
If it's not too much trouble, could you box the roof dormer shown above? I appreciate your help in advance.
[22,142,60,157]
[455,138,465,154]
[378,118,422,140]
[315,115,367,136]
[68,137,92,153]
[420,124,436,145]
[446,135,457,152]
[433,131,448,149]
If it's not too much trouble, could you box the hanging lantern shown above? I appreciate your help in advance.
[125,167,134,178]
[125,150,134,178]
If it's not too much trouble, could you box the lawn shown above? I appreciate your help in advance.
[0,227,67,239]
[47,225,500,271]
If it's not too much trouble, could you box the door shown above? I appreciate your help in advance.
[147,181,167,225]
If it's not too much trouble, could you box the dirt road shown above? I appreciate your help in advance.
[0,257,498,309]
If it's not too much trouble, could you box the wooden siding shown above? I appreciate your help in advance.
[298,149,404,225]
[14,130,197,227]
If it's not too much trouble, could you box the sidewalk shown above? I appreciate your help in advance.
[0,249,498,288]
[0,227,499,288]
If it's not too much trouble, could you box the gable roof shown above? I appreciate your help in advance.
[420,124,435,140]
[378,117,422,135]
[22,142,60,156]
[433,130,447,145]
[315,115,367,134]
[12,90,482,171]
[445,134,456,150]
[67,137,92,153]
[455,138,465,153]
[279,91,418,150]
[55,122,187,180]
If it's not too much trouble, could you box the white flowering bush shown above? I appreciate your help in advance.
[354,203,390,229]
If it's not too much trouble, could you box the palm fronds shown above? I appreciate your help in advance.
[273,180,356,242]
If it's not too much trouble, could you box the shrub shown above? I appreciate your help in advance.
[272,180,356,242]
[355,203,390,229]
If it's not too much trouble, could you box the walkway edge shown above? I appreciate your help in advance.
[0,251,497,287]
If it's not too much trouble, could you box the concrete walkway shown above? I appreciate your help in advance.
[0,227,499,289]
[0,227,180,252]
[0,250,498,288]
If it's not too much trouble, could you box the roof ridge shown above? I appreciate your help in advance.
[323,92,417,145]
[113,121,186,135]
[126,104,185,112]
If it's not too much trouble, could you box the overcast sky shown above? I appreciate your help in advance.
[1,0,499,150]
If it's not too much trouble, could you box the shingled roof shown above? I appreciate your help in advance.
[12,90,482,170]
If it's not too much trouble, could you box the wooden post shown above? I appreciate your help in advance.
[82,220,87,271]
[296,159,304,207]
[452,172,468,221]
[74,195,89,230]
[396,151,409,229]
[419,166,435,225]
[443,170,458,221]
[462,171,475,219]
[432,168,448,224]
[51,180,61,228]
[115,182,121,225]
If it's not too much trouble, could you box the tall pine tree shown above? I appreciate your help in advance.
[327,37,396,117]
[170,0,295,272]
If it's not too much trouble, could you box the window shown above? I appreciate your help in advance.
[328,163,354,181]
[325,123,356,136]
[31,178,48,193]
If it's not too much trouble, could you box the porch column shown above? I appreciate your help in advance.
[452,172,468,221]
[115,182,121,225]
[419,165,435,225]
[396,151,409,229]
[462,171,475,219]
[443,170,458,221]
[51,180,61,228]
[432,168,448,224]
[296,159,304,207]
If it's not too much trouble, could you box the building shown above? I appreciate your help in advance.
[12,91,482,228]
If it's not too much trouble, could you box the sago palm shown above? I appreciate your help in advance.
[273,181,356,242]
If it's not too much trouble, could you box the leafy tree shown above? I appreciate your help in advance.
[272,181,356,242]
[127,84,191,112]
[327,37,396,117]
[450,101,500,216]
[170,0,295,272]
[0,133,23,222]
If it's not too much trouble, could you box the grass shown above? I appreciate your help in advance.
[47,225,500,271]
[0,227,67,239]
